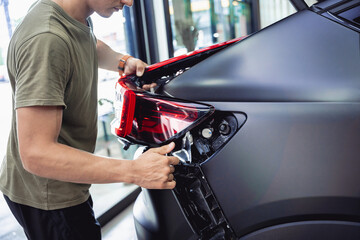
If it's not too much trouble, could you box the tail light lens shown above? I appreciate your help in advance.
[111,80,214,145]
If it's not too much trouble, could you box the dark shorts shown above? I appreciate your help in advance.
[4,194,101,240]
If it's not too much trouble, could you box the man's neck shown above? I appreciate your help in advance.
[51,0,93,25]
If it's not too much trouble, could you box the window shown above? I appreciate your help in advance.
[259,0,318,28]
[168,0,255,56]
[259,0,295,28]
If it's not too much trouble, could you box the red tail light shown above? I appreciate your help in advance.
[111,80,214,145]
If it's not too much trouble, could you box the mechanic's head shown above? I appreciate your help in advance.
[87,0,133,18]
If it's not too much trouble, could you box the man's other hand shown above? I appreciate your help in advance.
[131,142,180,189]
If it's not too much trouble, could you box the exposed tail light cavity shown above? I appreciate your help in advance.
[111,80,215,146]
[170,113,246,239]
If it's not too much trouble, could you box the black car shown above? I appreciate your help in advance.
[111,0,360,239]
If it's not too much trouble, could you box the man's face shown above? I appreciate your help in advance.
[89,0,133,18]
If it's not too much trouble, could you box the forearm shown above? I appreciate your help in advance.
[17,106,178,189]
[22,141,134,184]
[96,39,123,71]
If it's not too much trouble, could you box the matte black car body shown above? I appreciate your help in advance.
[119,0,360,239]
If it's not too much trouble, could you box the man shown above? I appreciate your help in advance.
[0,0,179,239]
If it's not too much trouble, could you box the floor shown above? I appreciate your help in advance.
[101,203,137,240]
[0,196,27,240]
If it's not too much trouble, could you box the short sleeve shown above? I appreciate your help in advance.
[15,33,71,109]
[87,17,97,42]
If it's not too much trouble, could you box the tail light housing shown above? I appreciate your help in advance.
[111,79,214,146]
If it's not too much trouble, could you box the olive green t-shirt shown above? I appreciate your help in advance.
[0,0,98,210]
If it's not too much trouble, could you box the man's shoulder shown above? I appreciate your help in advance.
[13,1,72,48]
[10,31,71,63]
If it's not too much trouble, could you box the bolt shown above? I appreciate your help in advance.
[201,128,213,139]
[219,123,230,135]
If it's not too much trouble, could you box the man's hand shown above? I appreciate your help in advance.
[131,142,180,189]
[123,57,157,90]
[124,56,157,91]
[124,57,147,77]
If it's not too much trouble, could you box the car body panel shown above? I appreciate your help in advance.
[239,221,360,240]
[201,102,360,237]
[163,10,360,102]
[133,190,194,240]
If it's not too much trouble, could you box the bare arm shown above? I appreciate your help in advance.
[17,106,178,189]
[96,39,147,76]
